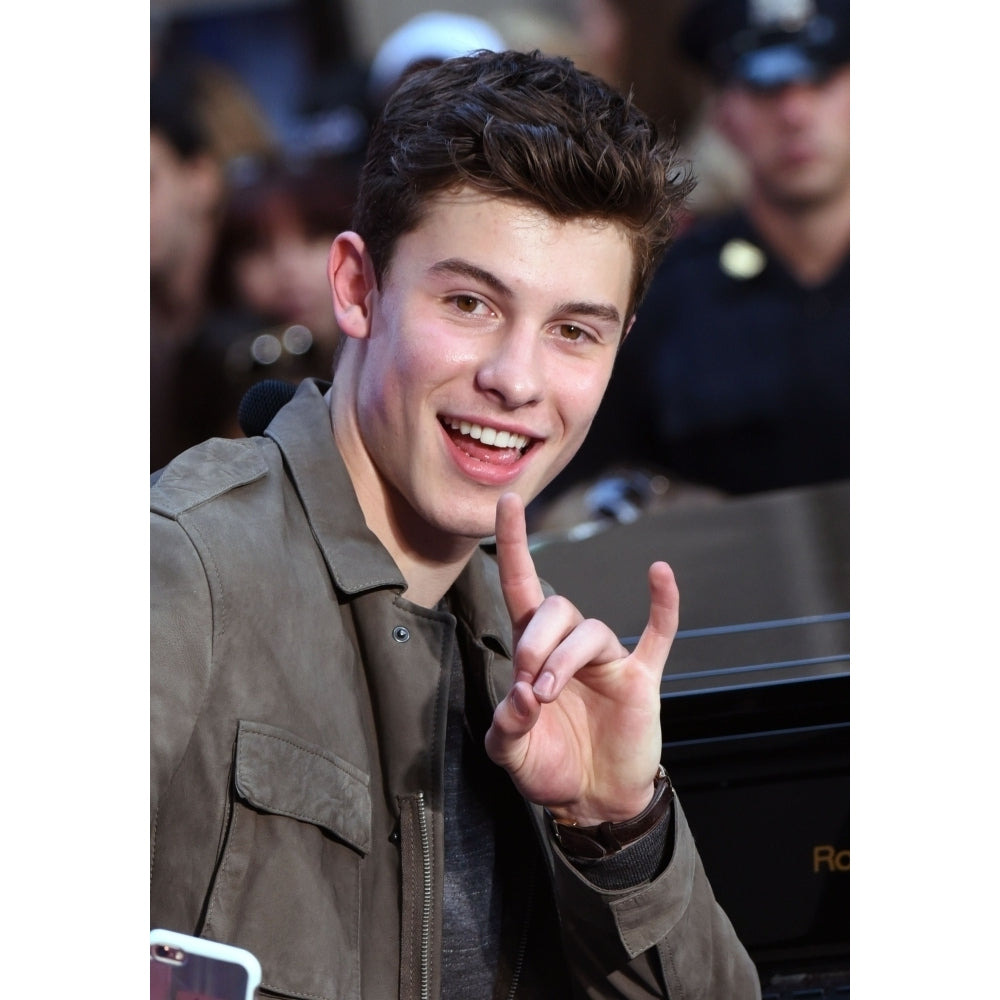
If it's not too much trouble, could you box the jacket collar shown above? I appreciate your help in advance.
[452,551,513,660]
[264,378,513,657]
[264,378,406,596]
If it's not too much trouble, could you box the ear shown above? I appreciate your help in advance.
[328,231,377,341]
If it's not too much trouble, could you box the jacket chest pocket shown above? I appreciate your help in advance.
[202,720,370,1000]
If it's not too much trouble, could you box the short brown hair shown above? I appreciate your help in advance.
[352,49,693,315]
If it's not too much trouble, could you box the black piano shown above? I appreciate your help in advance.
[530,481,850,997]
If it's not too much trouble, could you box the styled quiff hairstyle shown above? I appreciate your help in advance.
[352,49,694,316]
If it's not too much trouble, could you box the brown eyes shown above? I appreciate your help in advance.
[453,295,482,313]
[448,299,593,344]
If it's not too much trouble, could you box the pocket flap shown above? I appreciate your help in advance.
[234,720,371,854]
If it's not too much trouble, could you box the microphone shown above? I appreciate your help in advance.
[237,379,297,437]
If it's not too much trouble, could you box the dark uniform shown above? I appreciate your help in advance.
[545,211,849,498]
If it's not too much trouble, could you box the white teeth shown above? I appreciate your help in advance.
[446,419,528,451]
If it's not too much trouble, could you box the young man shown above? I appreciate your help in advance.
[535,0,849,513]
[151,50,760,999]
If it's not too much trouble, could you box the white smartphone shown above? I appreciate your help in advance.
[150,928,262,1000]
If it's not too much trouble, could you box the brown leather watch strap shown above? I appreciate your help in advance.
[548,765,673,860]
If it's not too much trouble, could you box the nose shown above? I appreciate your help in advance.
[475,325,544,409]
[775,82,817,127]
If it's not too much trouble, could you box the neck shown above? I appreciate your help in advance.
[392,547,475,610]
[744,185,849,287]
[325,385,479,610]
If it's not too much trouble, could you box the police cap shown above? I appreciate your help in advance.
[679,0,850,89]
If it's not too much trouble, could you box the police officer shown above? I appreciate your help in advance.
[533,0,849,514]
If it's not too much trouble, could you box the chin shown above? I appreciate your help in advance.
[425,493,504,542]
[440,508,499,542]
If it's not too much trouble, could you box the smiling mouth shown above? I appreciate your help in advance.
[443,417,532,454]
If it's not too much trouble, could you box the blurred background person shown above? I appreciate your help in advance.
[531,0,849,528]
[150,56,276,471]
[203,149,362,438]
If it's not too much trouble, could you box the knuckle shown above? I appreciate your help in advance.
[545,594,576,616]
[515,635,546,668]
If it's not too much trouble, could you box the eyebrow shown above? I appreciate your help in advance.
[428,258,513,297]
[428,257,623,327]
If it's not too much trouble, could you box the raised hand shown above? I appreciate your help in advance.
[484,492,680,826]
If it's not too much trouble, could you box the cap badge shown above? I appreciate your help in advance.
[720,238,767,279]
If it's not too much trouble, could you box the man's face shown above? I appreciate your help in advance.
[337,187,634,544]
[715,65,850,211]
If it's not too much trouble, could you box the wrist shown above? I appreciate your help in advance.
[547,766,660,827]
[547,765,673,860]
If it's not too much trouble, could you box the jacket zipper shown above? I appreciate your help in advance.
[504,854,536,1000]
[416,791,432,1000]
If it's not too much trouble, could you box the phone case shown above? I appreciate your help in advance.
[150,929,262,1000]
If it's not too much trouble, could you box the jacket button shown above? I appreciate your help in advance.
[392,626,410,643]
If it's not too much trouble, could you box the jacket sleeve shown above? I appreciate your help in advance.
[150,511,215,862]
[545,795,761,999]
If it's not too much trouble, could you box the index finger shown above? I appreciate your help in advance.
[495,492,546,632]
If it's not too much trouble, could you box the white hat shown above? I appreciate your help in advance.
[368,11,507,103]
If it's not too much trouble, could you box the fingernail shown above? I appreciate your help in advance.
[534,671,555,699]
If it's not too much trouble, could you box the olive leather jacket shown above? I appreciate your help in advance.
[150,379,760,1000]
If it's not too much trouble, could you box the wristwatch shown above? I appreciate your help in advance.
[548,765,673,860]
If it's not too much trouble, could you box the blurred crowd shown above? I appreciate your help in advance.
[150,18,366,471]
[151,0,849,529]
